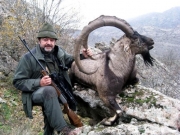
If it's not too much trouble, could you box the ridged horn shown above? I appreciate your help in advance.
[74,15,134,75]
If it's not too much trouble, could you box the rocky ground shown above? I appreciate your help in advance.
[0,44,180,135]
[73,84,180,135]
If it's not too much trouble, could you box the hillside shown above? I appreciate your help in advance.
[0,2,180,135]
[129,6,180,29]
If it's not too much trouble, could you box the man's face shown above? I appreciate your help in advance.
[39,37,56,52]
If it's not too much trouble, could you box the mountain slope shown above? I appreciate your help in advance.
[129,6,180,29]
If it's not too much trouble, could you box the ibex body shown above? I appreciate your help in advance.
[70,15,154,125]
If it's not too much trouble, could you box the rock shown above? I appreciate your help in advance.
[74,84,180,134]
[0,50,18,79]
[0,97,6,103]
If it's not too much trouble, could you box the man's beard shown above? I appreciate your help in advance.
[40,45,54,54]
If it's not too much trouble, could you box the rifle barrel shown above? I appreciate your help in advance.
[18,36,46,71]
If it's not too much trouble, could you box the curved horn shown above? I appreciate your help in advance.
[74,15,135,75]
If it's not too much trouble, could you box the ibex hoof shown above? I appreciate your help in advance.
[100,118,113,126]
[99,114,119,126]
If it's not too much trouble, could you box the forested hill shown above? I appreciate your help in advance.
[129,6,180,29]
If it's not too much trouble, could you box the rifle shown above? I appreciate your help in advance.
[18,36,83,127]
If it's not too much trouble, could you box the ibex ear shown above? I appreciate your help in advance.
[123,44,130,52]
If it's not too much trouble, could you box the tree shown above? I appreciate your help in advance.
[0,0,80,60]
[156,49,180,98]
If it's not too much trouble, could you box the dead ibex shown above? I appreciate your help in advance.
[70,15,154,125]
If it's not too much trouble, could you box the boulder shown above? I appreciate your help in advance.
[73,84,180,135]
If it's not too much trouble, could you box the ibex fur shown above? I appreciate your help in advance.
[70,15,154,125]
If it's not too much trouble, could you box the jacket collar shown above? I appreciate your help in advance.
[34,44,45,60]
[34,44,64,61]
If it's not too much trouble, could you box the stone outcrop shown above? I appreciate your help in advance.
[0,50,17,83]
[73,84,180,135]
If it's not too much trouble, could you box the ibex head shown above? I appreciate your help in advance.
[129,31,154,66]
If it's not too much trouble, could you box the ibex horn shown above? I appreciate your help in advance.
[74,15,134,75]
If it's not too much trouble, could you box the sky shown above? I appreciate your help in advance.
[60,0,180,28]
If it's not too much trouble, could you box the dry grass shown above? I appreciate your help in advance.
[0,84,44,135]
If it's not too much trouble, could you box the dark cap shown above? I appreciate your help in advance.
[37,23,58,40]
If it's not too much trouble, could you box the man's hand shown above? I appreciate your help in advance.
[82,48,93,58]
[40,75,52,86]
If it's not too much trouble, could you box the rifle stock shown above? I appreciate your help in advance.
[63,103,83,127]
